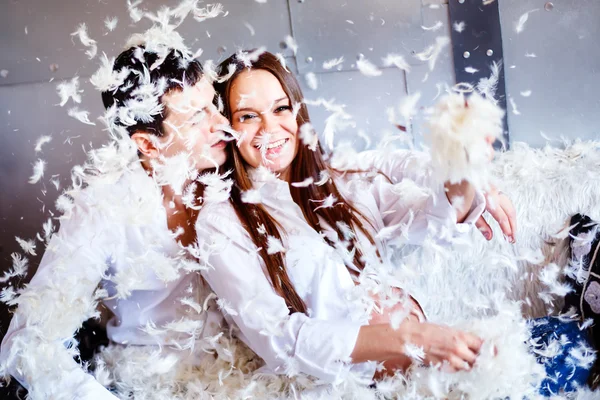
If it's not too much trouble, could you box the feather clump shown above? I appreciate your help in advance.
[425,91,504,190]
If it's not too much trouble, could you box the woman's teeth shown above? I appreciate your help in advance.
[255,139,288,150]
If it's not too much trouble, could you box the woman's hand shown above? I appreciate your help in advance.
[476,186,517,243]
[405,321,484,371]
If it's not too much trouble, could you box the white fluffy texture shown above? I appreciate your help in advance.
[151,153,197,195]
[104,16,118,32]
[453,21,466,33]
[303,98,354,150]
[516,10,537,34]
[28,159,46,184]
[421,21,443,31]
[477,61,502,103]
[425,91,504,189]
[356,56,382,77]
[414,36,450,71]
[382,53,411,72]
[283,35,298,55]
[89,53,130,93]
[304,72,318,90]
[71,23,97,59]
[56,76,83,107]
[299,122,318,151]
[68,107,96,125]
[34,135,52,153]
[322,56,344,70]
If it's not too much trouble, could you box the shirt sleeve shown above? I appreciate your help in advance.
[196,207,363,384]
[0,192,118,399]
[337,149,485,245]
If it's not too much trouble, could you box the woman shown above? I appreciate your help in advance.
[196,51,590,393]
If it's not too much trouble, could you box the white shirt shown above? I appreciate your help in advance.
[0,164,224,400]
[195,149,485,385]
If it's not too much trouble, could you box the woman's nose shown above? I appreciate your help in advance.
[261,114,277,133]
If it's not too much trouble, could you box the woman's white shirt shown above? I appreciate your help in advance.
[195,149,485,384]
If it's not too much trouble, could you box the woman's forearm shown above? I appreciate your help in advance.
[350,323,409,363]
[444,180,476,223]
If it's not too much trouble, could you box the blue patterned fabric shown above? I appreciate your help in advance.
[529,317,594,397]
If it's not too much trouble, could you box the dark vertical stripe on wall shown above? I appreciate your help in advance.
[448,0,509,149]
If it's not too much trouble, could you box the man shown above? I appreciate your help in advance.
[0,32,229,399]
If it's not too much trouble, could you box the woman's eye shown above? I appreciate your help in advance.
[275,105,291,113]
[239,113,257,123]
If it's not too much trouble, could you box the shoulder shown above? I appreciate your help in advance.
[196,200,255,251]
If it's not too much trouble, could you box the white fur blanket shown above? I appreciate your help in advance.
[95,141,600,399]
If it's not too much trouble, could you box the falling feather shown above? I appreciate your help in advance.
[266,235,286,255]
[421,21,443,31]
[322,56,344,70]
[15,237,36,256]
[29,159,46,184]
[414,36,450,71]
[68,107,96,125]
[382,53,411,72]
[241,189,262,204]
[304,72,318,90]
[0,253,29,283]
[283,35,298,55]
[520,90,532,97]
[70,23,98,59]
[516,10,537,34]
[291,177,314,188]
[356,56,382,77]
[104,16,118,32]
[34,135,52,152]
[312,194,336,211]
[509,96,521,115]
[453,21,466,33]
[299,122,318,151]
[56,76,83,106]
[465,66,479,74]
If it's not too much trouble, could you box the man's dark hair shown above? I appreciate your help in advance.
[101,46,203,137]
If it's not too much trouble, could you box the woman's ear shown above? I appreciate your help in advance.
[131,132,160,159]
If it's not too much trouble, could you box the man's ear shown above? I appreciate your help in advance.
[131,132,160,159]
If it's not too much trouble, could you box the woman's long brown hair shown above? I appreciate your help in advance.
[215,51,380,314]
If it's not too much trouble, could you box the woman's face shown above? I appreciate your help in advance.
[228,69,298,179]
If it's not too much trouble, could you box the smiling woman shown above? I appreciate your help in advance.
[228,69,299,179]
[198,49,503,382]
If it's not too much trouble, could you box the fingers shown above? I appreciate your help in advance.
[461,332,484,353]
[475,215,493,240]
[486,195,513,241]
[500,194,517,239]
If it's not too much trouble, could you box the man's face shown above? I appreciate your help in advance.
[157,77,228,171]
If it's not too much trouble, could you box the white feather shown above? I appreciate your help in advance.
[70,23,97,59]
[29,159,46,184]
[382,53,411,72]
[34,135,52,152]
[322,56,344,70]
[56,76,83,107]
[453,21,466,33]
[291,177,314,188]
[68,107,96,125]
[15,237,36,256]
[304,72,318,90]
[356,56,382,77]
[104,16,118,32]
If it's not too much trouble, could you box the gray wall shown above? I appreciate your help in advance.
[0,0,599,330]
